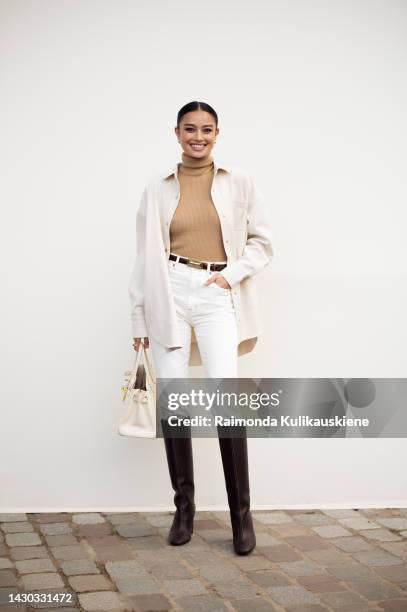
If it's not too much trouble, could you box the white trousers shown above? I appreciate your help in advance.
[149,253,238,379]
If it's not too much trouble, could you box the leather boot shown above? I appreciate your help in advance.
[161,418,195,545]
[217,425,256,555]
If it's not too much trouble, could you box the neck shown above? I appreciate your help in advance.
[181,151,214,168]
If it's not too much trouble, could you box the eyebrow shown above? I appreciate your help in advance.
[184,123,214,128]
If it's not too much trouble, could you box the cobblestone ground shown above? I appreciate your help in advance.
[1,509,407,611]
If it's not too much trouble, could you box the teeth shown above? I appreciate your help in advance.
[191,144,205,148]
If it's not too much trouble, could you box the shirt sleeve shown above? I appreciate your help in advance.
[128,186,149,338]
[220,173,274,289]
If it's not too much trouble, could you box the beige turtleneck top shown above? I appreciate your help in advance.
[169,152,227,262]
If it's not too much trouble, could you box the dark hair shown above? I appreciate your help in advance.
[177,101,218,128]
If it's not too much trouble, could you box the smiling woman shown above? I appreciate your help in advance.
[128,100,274,556]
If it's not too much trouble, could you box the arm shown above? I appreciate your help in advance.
[220,173,274,289]
[128,186,148,338]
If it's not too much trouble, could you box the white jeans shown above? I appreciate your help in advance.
[149,253,238,378]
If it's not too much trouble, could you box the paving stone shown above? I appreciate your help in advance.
[277,559,328,577]
[255,533,282,546]
[261,544,303,562]
[346,579,401,600]
[30,513,71,524]
[50,544,90,560]
[231,555,274,571]
[284,535,332,551]
[337,517,382,531]
[253,512,294,525]
[312,525,353,538]
[351,549,403,567]
[213,579,258,599]
[401,531,407,538]
[77,524,113,537]
[176,594,228,611]
[10,545,49,560]
[105,560,149,579]
[88,545,134,562]
[362,529,402,542]
[379,542,407,558]
[322,510,360,518]
[21,572,65,589]
[134,549,182,567]
[78,591,125,610]
[150,563,192,579]
[296,574,347,592]
[268,523,312,537]
[178,550,220,568]
[266,585,320,605]
[162,578,207,598]
[45,535,78,546]
[126,536,167,551]
[247,570,291,587]
[228,597,277,611]
[0,558,13,569]
[194,519,223,530]
[5,533,41,547]
[376,518,407,531]
[328,536,375,552]
[288,606,331,612]
[319,589,373,609]
[293,513,336,526]
[377,599,407,611]
[68,574,113,592]
[128,592,172,611]
[0,570,17,587]
[72,513,106,525]
[39,523,72,536]
[15,558,56,573]
[116,576,161,594]
[0,522,34,534]
[143,514,174,528]
[0,514,27,522]
[326,563,377,581]
[305,548,351,565]
[375,565,407,582]
[198,561,243,583]
[106,513,146,526]
[197,528,232,542]
[115,524,156,538]
[60,559,100,576]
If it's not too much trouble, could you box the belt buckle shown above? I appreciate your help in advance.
[188,258,202,269]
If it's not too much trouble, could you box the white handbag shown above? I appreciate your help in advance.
[118,343,157,438]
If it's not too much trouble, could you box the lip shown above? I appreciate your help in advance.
[189,143,206,148]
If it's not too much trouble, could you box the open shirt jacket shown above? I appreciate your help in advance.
[128,159,274,367]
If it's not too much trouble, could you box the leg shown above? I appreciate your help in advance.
[217,425,256,555]
[192,273,256,555]
[148,262,195,545]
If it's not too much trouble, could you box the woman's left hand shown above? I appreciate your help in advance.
[204,273,231,289]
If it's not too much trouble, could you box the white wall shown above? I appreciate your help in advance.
[1,0,406,511]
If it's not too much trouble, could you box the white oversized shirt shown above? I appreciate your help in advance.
[128,159,274,366]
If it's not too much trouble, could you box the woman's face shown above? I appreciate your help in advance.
[175,110,219,158]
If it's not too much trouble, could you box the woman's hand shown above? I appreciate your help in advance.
[203,273,231,289]
[133,337,149,351]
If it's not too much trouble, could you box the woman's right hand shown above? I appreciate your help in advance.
[133,337,149,351]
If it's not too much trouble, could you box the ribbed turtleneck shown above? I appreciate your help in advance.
[169,152,227,262]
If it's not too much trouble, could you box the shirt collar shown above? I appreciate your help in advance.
[161,159,232,180]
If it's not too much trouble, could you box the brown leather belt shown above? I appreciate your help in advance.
[169,253,227,271]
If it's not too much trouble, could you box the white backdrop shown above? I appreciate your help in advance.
[1,0,406,511]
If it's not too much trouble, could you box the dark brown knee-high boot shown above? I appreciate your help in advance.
[161,418,195,545]
[217,425,256,555]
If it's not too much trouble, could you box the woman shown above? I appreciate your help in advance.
[129,101,274,555]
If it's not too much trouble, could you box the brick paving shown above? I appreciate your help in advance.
[0,509,407,611]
